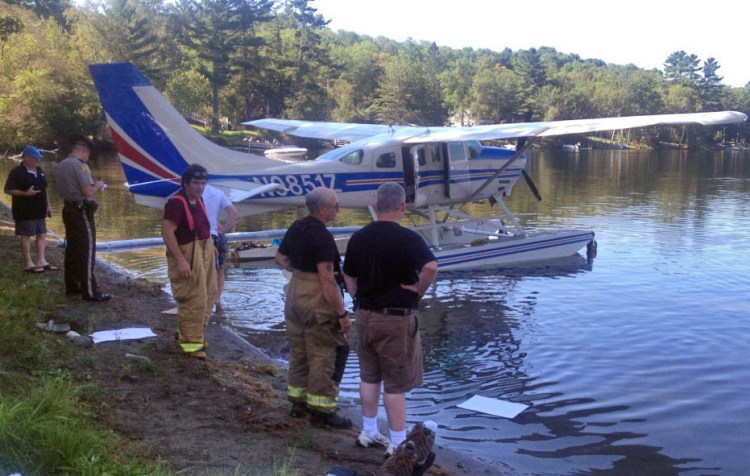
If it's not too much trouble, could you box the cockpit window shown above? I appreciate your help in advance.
[338,149,364,165]
[467,140,482,158]
[376,152,396,168]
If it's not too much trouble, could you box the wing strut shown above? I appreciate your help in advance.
[521,169,542,201]
[465,136,540,203]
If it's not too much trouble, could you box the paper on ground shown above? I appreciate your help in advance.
[457,395,529,418]
[161,306,178,315]
[91,327,157,344]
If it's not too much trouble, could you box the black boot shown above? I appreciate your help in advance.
[290,401,308,418]
[310,410,352,429]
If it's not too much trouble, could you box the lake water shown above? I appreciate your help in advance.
[3,149,749,475]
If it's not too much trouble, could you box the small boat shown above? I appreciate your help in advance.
[263,146,307,161]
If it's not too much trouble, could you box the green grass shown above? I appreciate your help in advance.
[0,243,172,475]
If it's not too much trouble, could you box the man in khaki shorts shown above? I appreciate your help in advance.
[343,182,438,456]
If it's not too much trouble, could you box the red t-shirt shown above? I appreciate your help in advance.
[163,190,211,246]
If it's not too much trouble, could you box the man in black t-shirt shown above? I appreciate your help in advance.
[343,182,438,456]
[3,146,56,272]
[275,187,352,429]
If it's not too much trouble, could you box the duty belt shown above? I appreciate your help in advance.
[361,307,414,317]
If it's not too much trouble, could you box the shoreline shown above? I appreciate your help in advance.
[1,201,511,475]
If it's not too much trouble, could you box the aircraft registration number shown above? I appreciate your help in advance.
[256,174,336,197]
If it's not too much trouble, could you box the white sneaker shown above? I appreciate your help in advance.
[356,429,390,448]
[384,443,397,458]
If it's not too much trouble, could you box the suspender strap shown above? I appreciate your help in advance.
[168,194,208,239]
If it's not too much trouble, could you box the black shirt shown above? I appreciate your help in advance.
[278,215,341,274]
[3,163,48,221]
[344,221,436,309]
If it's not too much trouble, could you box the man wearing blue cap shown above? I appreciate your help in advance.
[3,146,57,273]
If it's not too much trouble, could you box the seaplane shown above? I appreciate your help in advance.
[88,62,747,271]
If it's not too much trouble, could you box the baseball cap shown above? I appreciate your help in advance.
[22,145,42,159]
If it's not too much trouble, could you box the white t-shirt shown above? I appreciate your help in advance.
[202,184,232,235]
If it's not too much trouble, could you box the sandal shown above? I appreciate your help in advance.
[25,267,44,273]
[42,264,59,271]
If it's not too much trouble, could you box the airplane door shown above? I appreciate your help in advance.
[447,142,471,199]
[401,146,417,204]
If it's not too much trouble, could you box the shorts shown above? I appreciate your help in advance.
[355,309,423,394]
[15,219,47,237]
[212,234,227,268]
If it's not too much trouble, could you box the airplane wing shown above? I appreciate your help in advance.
[245,119,415,142]
[246,111,746,144]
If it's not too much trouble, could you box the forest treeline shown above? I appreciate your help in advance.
[2,0,749,151]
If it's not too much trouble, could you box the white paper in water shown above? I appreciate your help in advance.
[91,327,157,344]
[457,395,529,419]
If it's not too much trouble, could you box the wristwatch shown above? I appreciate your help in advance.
[336,310,349,319]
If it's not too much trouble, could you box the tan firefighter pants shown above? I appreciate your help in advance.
[285,270,348,413]
[167,238,218,354]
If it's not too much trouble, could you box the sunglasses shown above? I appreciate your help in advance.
[188,172,208,181]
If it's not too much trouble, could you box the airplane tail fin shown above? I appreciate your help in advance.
[88,62,277,200]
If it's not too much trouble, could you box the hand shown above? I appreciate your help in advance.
[177,259,193,279]
[338,314,352,333]
[26,185,40,196]
[400,283,419,295]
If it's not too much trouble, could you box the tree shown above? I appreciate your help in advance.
[89,0,169,81]
[469,60,522,124]
[438,54,476,125]
[173,0,263,131]
[511,48,547,119]
[4,0,72,28]
[376,40,446,126]
[279,0,335,120]
[327,36,381,122]
[698,57,725,111]
[663,50,701,86]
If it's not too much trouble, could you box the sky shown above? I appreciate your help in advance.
[312,0,749,88]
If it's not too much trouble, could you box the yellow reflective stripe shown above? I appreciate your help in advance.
[306,393,338,409]
[287,385,305,399]
[180,342,204,353]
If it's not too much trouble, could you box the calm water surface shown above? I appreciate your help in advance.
[3,150,749,475]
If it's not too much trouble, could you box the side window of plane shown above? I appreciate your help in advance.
[376,152,396,168]
[448,143,466,161]
[412,147,427,166]
[339,149,364,165]
[430,144,442,162]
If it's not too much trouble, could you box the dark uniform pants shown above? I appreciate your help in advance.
[285,270,349,414]
[167,239,218,353]
[62,203,99,297]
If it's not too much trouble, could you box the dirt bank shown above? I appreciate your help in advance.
[0,204,506,476]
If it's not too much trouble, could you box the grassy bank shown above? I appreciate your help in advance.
[0,222,171,475]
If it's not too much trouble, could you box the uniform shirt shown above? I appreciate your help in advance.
[3,163,48,221]
[202,184,232,236]
[278,215,340,274]
[343,221,436,310]
[55,155,93,202]
[163,190,211,246]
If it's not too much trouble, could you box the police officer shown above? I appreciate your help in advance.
[55,135,110,302]
[275,187,352,429]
